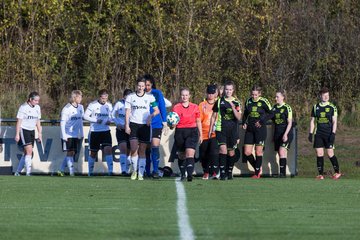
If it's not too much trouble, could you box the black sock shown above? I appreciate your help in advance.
[211,154,219,176]
[227,155,236,175]
[247,154,256,169]
[329,156,339,173]
[219,154,227,178]
[201,157,209,174]
[317,156,324,175]
[178,159,186,177]
[279,158,287,175]
[186,158,195,179]
[255,156,262,175]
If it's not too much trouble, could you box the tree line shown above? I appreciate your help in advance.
[1,0,360,126]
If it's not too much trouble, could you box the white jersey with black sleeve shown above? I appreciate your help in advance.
[84,100,113,132]
[60,103,84,140]
[112,99,126,127]
[125,92,157,124]
[16,103,41,131]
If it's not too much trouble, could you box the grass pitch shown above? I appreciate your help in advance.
[0,176,359,240]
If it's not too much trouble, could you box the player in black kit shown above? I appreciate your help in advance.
[308,87,341,180]
[242,85,272,179]
[271,90,293,178]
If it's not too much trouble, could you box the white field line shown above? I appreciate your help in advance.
[175,178,195,240]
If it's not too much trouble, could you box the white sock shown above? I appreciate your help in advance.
[66,156,74,175]
[105,155,113,174]
[120,154,127,173]
[25,155,32,175]
[131,155,139,173]
[138,158,146,177]
[16,156,25,173]
[127,155,132,173]
[88,156,95,175]
[60,157,67,172]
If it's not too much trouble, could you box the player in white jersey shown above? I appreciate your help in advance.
[84,89,114,176]
[58,90,84,176]
[125,78,159,180]
[14,92,42,176]
[112,88,132,175]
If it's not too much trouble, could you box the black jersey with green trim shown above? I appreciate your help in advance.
[213,96,241,131]
[242,97,272,126]
[311,102,337,135]
[272,103,293,131]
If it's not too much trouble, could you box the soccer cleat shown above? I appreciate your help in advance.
[251,174,260,179]
[14,172,20,176]
[211,172,218,180]
[332,173,342,180]
[279,173,286,178]
[26,173,31,176]
[220,175,227,181]
[138,175,144,181]
[69,173,75,177]
[57,171,64,177]
[316,175,324,180]
[131,171,138,180]
[152,172,159,179]
[187,176,193,182]
[202,173,209,180]
[227,173,233,180]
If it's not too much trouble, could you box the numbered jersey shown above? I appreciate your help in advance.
[311,102,337,136]
[60,103,84,139]
[16,103,41,131]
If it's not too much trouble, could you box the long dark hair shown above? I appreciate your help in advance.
[142,74,156,89]
[28,91,40,102]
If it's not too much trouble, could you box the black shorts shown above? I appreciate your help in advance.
[89,131,112,152]
[151,128,163,140]
[174,127,199,152]
[274,129,293,151]
[314,133,334,149]
[244,125,267,146]
[19,129,35,147]
[129,122,151,143]
[215,126,238,149]
[116,128,130,144]
[199,137,219,159]
[62,138,80,152]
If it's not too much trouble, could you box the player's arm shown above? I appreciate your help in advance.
[242,100,249,129]
[147,104,159,126]
[125,108,131,134]
[15,118,22,142]
[36,119,42,142]
[83,104,99,123]
[283,106,293,141]
[308,117,315,142]
[60,108,68,141]
[258,98,273,126]
[196,116,203,144]
[232,101,242,121]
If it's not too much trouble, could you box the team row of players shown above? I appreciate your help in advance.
[13,75,341,180]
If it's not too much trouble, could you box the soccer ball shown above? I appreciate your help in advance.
[166,112,180,127]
